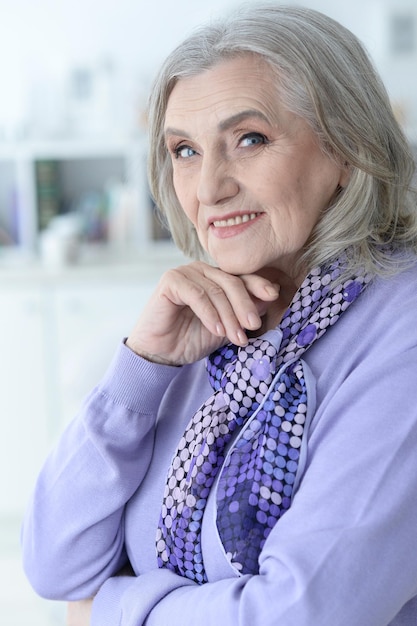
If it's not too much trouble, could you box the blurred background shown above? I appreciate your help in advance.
[0,0,416,623]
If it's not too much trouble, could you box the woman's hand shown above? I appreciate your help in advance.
[126,261,280,366]
[67,599,93,626]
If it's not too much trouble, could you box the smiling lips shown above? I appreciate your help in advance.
[212,212,260,227]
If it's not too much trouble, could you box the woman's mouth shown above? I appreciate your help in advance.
[212,212,260,227]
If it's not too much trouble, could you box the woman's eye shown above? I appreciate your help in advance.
[239,133,267,148]
[174,145,196,159]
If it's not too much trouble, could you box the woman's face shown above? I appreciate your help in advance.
[164,55,347,280]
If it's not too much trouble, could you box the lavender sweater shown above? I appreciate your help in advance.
[22,262,417,625]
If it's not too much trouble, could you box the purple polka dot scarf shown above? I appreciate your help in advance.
[156,258,371,583]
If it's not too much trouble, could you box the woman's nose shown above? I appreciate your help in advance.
[196,153,239,206]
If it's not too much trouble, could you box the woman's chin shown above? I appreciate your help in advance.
[215,260,262,276]
[209,251,264,276]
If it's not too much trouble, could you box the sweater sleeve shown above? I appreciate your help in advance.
[89,341,417,626]
[21,340,181,600]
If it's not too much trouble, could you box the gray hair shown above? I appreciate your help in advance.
[147,2,417,278]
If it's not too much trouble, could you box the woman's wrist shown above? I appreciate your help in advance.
[124,339,178,367]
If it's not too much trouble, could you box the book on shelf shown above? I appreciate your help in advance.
[35,159,61,231]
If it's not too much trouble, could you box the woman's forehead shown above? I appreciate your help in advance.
[164,56,282,130]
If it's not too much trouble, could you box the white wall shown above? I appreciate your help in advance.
[0,0,416,140]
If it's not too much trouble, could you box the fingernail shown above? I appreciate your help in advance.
[236,329,248,345]
[216,322,226,336]
[247,312,260,329]
[265,284,279,297]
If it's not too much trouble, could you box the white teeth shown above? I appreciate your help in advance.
[213,213,258,227]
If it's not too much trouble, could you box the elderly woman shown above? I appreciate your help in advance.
[22,4,417,626]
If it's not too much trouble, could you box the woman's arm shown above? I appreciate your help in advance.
[21,340,181,600]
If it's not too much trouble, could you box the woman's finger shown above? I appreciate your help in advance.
[185,264,280,336]
[163,265,248,345]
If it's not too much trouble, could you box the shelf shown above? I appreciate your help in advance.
[0,136,166,258]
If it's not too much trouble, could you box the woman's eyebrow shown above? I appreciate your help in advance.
[218,109,271,131]
[164,126,191,139]
[164,109,271,139]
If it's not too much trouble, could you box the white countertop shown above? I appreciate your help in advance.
[0,243,188,286]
